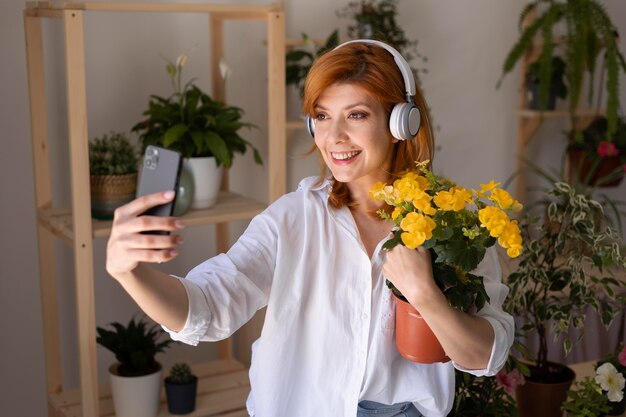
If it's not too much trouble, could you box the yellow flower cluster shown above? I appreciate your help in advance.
[370,168,524,259]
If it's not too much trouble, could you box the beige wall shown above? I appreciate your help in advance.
[1,0,625,415]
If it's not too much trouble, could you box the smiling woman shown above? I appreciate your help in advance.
[104,39,514,417]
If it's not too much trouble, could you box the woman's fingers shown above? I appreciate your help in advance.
[129,248,180,264]
[123,215,185,234]
[114,190,176,219]
[123,233,183,250]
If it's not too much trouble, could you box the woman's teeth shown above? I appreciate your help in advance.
[332,151,361,160]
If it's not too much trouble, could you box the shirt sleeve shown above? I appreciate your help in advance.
[163,206,280,345]
[452,247,515,377]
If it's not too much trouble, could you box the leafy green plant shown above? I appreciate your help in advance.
[89,132,139,176]
[337,0,427,83]
[561,377,613,417]
[448,369,520,417]
[132,54,261,167]
[167,362,195,385]
[498,0,626,135]
[286,30,339,96]
[96,317,172,377]
[505,182,626,381]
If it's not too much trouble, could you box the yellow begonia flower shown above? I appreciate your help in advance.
[497,220,523,258]
[391,206,403,220]
[413,194,436,215]
[434,187,472,211]
[478,180,501,197]
[451,186,473,210]
[478,206,510,238]
[490,188,523,212]
[433,190,456,211]
[399,212,436,249]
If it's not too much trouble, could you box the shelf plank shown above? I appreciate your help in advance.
[37,191,266,243]
[51,359,250,417]
[26,1,283,14]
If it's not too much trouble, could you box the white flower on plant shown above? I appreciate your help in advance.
[595,362,626,402]
[219,58,232,81]
[176,53,188,69]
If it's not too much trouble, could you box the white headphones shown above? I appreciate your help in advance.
[306,39,421,141]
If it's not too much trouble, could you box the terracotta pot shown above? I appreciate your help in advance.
[394,295,450,363]
[515,362,576,417]
[567,149,624,187]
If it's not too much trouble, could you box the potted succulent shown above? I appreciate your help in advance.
[336,0,427,85]
[498,0,626,135]
[505,181,626,417]
[525,55,568,110]
[567,115,626,187]
[89,131,139,219]
[165,362,198,415]
[132,54,261,209]
[286,30,339,97]
[370,162,523,363]
[96,317,173,417]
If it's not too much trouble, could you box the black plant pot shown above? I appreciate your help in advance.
[527,81,557,111]
[607,395,626,416]
[165,376,198,415]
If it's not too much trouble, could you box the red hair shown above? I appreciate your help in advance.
[303,41,435,209]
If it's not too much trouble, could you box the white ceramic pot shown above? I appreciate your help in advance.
[109,363,162,417]
[185,157,223,209]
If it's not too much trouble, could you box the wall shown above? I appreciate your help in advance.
[1,0,625,415]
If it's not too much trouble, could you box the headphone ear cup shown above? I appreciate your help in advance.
[389,103,421,141]
[305,115,316,138]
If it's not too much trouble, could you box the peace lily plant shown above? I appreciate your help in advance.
[370,161,523,312]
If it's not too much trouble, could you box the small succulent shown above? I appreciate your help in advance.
[89,131,139,176]
[168,362,195,385]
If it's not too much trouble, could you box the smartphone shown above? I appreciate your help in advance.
[136,146,182,232]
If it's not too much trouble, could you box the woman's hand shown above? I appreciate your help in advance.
[383,244,438,307]
[106,190,185,279]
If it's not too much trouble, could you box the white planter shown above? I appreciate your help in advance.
[185,157,223,209]
[109,363,162,417]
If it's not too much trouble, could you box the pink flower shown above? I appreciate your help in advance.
[597,141,619,157]
[496,368,525,396]
[619,345,626,367]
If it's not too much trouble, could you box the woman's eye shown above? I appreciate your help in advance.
[349,112,367,120]
[315,113,328,121]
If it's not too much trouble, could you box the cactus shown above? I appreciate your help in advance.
[89,131,139,175]
[168,363,195,385]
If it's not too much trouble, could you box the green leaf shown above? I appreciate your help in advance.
[163,124,188,148]
[204,132,230,166]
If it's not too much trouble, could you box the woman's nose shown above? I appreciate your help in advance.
[328,118,348,143]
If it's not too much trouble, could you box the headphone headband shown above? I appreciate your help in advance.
[334,39,416,99]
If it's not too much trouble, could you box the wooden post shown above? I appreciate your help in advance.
[24,11,63,417]
[63,10,99,417]
[266,10,285,202]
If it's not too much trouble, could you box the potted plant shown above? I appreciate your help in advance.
[567,115,626,187]
[370,161,523,363]
[561,362,625,417]
[594,343,626,415]
[132,54,261,209]
[96,317,173,417]
[89,131,139,219]
[286,30,339,97]
[505,181,626,417]
[165,362,198,415]
[448,363,522,417]
[498,0,626,135]
[525,55,568,110]
[336,0,427,85]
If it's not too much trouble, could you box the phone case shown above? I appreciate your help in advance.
[136,145,182,220]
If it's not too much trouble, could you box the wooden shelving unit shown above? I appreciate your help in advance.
[23,2,285,416]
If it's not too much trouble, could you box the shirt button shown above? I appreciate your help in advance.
[361,313,369,320]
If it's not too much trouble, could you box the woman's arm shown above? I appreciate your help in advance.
[383,245,496,370]
[106,190,188,331]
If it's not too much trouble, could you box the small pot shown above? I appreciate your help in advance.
[515,362,576,417]
[90,173,138,219]
[185,157,223,209]
[109,362,162,417]
[567,148,625,187]
[165,376,198,415]
[394,295,449,364]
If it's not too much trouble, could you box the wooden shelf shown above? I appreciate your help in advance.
[26,1,282,14]
[286,119,305,132]
[37,191,266,244]
[49,359,251,417]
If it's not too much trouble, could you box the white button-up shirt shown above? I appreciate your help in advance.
[165,177,514,417]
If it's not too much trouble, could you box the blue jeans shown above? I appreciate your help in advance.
[357,400,422,417]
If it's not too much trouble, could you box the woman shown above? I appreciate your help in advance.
[106,40,514,417]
